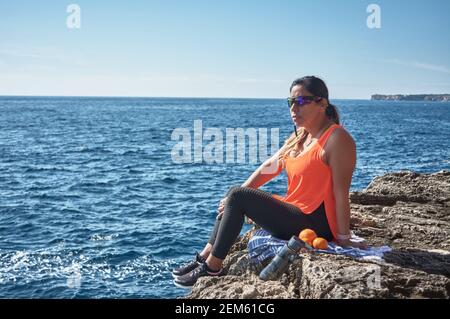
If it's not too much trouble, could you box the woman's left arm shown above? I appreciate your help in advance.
[327,128,367,249]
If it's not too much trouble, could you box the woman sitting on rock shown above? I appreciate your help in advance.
[173,76,367,289]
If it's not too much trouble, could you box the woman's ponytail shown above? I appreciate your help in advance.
[326,103,340,124]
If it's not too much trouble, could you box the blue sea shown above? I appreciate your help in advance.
[0,96,449,298]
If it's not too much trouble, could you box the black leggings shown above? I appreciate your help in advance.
[207,186,333,260]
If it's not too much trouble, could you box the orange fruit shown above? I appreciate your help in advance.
[299,229,317,245]
[312,237,329,250]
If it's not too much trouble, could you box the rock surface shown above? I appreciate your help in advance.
[185,170,450,299]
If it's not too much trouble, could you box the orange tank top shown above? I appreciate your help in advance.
[272,124,341,239]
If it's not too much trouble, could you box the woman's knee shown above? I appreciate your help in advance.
[227,186,251,202]
[226,185,241,197]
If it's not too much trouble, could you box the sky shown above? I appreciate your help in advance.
[1,0,449,99]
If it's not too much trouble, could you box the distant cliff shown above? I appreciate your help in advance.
[371,94,450,102]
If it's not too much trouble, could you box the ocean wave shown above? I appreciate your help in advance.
[74,146,113,154]
[161,177,178,183]
[90,234,118,241]
[0,248,177,296]
[24,166,74,173]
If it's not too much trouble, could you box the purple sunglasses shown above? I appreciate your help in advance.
[287,96,322,108]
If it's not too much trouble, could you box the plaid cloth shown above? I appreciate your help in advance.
[247,229,392,264]
[247,229,289,264]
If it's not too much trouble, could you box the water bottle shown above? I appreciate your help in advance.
[259,235,308,281]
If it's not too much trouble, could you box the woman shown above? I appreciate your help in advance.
[173,76,366,289]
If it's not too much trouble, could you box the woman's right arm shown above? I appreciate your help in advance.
[240,147,284,189]
[240,132,297,189]
[216,147,286,216]
[217,135,295,217]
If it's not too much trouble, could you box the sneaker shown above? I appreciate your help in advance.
[173,262,223,289]
[171,252,206,279]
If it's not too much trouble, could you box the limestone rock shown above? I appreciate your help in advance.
[185,171,450,299]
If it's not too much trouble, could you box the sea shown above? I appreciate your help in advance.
[0,96,449,298]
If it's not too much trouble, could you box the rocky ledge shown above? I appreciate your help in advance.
[185,171,450,299]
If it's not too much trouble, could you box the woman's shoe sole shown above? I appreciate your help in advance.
[173,280,193,289]
[172,273,180,279]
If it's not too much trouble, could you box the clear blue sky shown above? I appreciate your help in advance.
[1,0,449,98]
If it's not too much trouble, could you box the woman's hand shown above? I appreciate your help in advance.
[217,196,228,217]
[217,196,255,224]
[336,238,368,250]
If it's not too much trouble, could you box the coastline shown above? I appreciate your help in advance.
[372,94,450,102]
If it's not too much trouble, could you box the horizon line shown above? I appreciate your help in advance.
[0,94,371,100]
